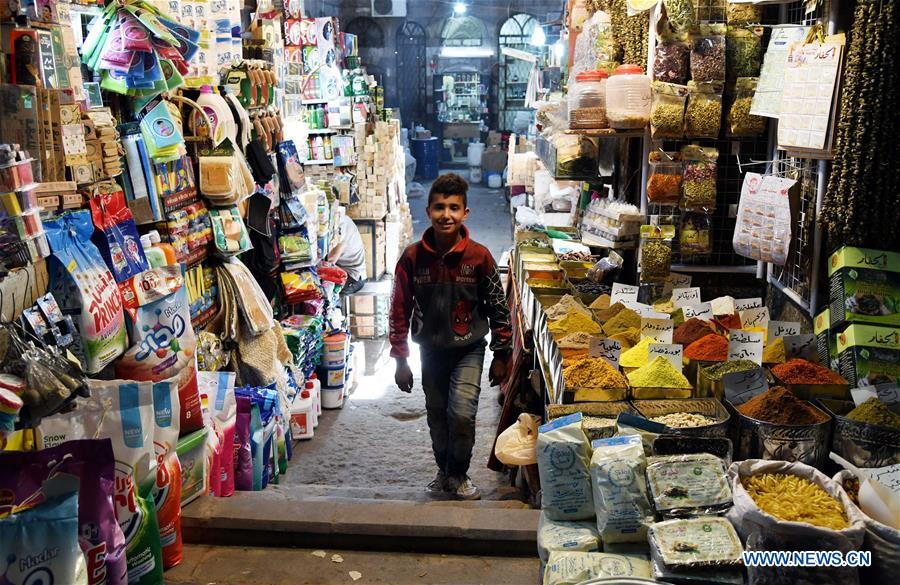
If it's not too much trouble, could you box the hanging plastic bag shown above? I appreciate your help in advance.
[653,31,690,84]
[88,186,150,282]
[647,151,683,206]
[210,207,252,255]
[690,24,726,83]
[650,82,688,140]
[681,145,719,210]
[495,413,541,466]
[728,77,767,137]
[685,81,723,139]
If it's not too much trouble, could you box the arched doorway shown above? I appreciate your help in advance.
[395,20,427,128]
[497,13,541,132]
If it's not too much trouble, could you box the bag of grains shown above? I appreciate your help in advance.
[537,412,595,521]
[726,26,763,82]
[537,512,599,565]
[681,145,719,210]
[663,0,698,33]
[727,459,866,585]
[679,209,713,256]
[653,31,690,85]
[690,24,727,83]
[728,77,767,137]
[639,225,675,283]
[833,469,900,582]
[590,434,654,543]
[646,453,733,517]
[685,81,724,139]
[651,82,688,140]
[726,0,762,25]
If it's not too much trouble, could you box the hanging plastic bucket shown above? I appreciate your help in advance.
[322,385,345,409]
[322,332,350,368]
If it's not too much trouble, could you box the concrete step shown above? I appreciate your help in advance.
[268,483,531,507]
[181,486,540,556]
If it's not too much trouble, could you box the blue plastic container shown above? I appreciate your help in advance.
[411,137,439,180]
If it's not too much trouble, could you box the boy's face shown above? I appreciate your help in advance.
[427,194,469,237]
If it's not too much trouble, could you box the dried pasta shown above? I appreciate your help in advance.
[741,473,849,531]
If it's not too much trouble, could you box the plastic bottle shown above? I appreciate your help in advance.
[323,136,333,160]
[148,230,177,265]
[313,137,325,161]
[290,389,315,440]
[141,234,167,268]
[306,379,321,426]
[194,85,235,145]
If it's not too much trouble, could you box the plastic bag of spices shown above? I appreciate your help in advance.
[681,145,718,210]
[653,31,690,85]
[679,209,712,256]
[685,81,723,139]
[639,225,675,283]
[726,0,762,25]
[647,151,683,206]
[728,77,767,137]
[690,24,726,83]
[662,0,697,34]
[726,26,763,83]
[650,82,688,140]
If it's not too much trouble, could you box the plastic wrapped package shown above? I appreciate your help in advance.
[685,81,724,139]
[537,413,595,521]
[650,82,688,140]
[647,151,683,206]
[727,0,762,25]
[589,435,654,543]
[543,551,652,585]
[680,210,713,256]
[728,77,767,137]
[726,26,763,82]
[690,25,727,83]
[654,32,691,84]
[663,0,697,33]
[649,517,744,570]
[639,225,675,283]
[646,453,733,517]
[537,513,600,564]
[681,145,719,210]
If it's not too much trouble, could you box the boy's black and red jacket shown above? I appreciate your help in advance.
[389,225,512,359]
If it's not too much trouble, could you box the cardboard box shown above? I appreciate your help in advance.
[814,308,838,370]
[481,148,508,173]
[829,247,900,329]
[443,122,481,140]
[350,294,388,316]
[836,324,899,387]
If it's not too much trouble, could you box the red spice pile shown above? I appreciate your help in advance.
[684,333,729,361]
[736,386,829,425]
[771,358,848,384]
[674,318,714,347]
[715,313,743,330]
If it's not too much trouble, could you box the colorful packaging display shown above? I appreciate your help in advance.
[89,186,150,282]
[152,377,183,569]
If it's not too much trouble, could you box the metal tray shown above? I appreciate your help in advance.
[631,398,731,438]
[815,398,900,468]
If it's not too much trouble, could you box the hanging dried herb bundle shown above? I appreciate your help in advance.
[610,0,650,67]
[820,0,900,250]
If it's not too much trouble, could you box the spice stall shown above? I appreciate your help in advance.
[496,0,900,581]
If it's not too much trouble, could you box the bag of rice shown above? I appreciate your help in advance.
[543,551,652,585]
[728,459,866,585]
[537,512,599,564]
[589,434,654,543]
[537,413,594,521]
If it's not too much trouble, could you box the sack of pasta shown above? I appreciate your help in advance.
[727,459,866,585]
[537,412,594,521]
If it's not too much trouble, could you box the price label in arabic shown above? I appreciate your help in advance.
[869,463,900,495]
[851,382,899,407]
[672,287,702,308]
[734,297,763,312]
[682,303,713,321]
[589,337,621,367]
[768,320,801,342]
[728,329,764,365]
[649,343,683,370]
[739,307,770,330]
[611,283,639,305]
[723,367,769,405]
[669,273,692,289]
[641,318,674,344]
[783,334,817,361]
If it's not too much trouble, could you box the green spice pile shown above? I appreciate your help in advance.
[726,28,762,81]
[704,359,759,380]
[628,356,693,388]
[846,397,900,429]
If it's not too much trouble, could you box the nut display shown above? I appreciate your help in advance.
[651,412,718,428]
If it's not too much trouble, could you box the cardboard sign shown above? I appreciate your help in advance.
[869,463,900,495]
[739,306,770,330]
[649,343,683,370]
[611,283,639,305]
[641,318,674,344]
[672,287,702,308]
[768,320,801,342]
[723,367,769,405]
[851,383,900,407]
[783,334,817,361]
[728,329,765,364]
[621,301,663,318]
[669,273,692,289]
[734,297,763,311]
[590,337,621,367]
[683,303,714,321]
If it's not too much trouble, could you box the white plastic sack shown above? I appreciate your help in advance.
[833,469,900,582]
[537,413,594,521]
[495,413,540,466]
[543,551,652,585]
[727,459,866,585]
[515,206,542,228]
[590,435,653,543]
[537,512,599,564]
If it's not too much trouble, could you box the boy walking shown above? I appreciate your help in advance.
[390,173,512,500]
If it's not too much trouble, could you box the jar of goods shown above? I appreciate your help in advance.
[568,70,609,130]
[606,64,652,130]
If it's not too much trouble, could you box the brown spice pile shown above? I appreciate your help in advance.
[736,386,828,425]
[673,317,714,347]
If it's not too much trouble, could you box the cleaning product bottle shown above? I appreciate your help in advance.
[194,85,235,146]
[141,234,167,268]
[148,230,177,265]
[290,388,314,440]
[306,379,320,427]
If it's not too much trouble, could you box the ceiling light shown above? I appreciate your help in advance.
[440,46,494,58]
[453,2,466,15]
[530,26,546,47]
[553,40,565,60]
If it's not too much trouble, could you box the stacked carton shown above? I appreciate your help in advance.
[349,119,404,220]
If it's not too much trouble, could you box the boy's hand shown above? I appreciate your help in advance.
[395,359,413,393]
[488,356,509,387]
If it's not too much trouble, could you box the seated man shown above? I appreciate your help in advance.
[328,212,367,295]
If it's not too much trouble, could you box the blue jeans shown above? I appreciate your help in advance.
[420,340,486,477]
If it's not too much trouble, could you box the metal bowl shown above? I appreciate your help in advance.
[816,398,900,468]
[697,364,776,400]
[631,398,730,438]
[547,400,638,420]
[727,399,832,469]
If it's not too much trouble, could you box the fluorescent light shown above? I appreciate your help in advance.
[453,2,466,14]
[530,26,546,47]
[553,40,565,60]
[440,46,494,58]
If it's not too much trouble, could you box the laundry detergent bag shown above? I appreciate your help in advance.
[152,377,183,569]
[46,210,127,374]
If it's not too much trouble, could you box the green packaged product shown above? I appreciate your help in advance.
[836,323,900,387]
[828,246,900,328]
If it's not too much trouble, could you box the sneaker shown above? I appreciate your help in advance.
[449,475,481,500]
[425,470,448,495]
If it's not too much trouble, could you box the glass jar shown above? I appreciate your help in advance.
[606,64,651,130]
[568,70,609,129]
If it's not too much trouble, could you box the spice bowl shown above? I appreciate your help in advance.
[684,358,717,389]
[547,400,638,439]
[536,294,565,310]
[629,386,693,400]
[631,398,730,438]
[697,365,776,399]
[815,398,900,468]
[772,379,852,401]
[726,399,832,469]
[560,260,595,280]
